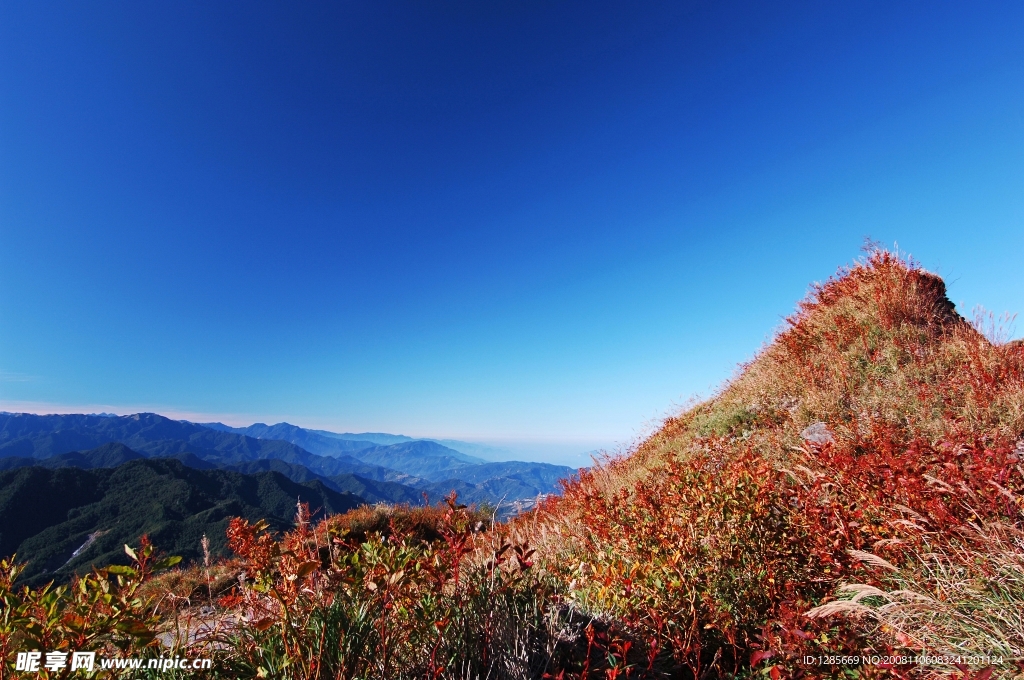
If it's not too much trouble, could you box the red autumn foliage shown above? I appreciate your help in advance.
[535,250,1024,678]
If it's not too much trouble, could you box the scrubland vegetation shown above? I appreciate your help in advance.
[2,250,1022,678]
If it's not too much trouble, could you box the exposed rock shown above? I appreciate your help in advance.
[1012,438,1024,461]
[800,422,835,446]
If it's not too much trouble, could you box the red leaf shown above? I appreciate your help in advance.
[750,650,774,666]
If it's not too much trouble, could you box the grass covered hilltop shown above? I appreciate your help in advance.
[2,250,1022,679]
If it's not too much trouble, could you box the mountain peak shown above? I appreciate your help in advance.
[620,249,1021,475]
[788,249,963,345]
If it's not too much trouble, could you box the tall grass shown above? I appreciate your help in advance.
[808,521,1024,676]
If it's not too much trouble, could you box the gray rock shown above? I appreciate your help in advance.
[800,422,835,445]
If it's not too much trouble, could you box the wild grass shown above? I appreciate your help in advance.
[808,522,1024,677]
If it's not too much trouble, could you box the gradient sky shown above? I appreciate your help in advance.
[1,1,1022,463]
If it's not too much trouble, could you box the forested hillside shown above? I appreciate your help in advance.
[0,458,362,585]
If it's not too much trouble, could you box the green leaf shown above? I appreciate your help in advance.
[106,565,137,576]
[124,545,138,561]
[153,556,182,571]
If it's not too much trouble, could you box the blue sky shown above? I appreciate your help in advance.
[1,1,1021,464]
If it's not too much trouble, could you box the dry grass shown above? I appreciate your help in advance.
[809,522,1024,676]
[142,561,241,613]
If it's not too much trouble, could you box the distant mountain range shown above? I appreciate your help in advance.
[202,421,515,462]
[0,411,577,581]
[0,413,575,502]
[0,412,578,581]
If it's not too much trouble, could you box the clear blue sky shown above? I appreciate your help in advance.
[1,1,1021,462]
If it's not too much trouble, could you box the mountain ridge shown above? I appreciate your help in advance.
[0,413,576,504]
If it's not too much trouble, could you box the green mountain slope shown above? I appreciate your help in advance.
[222,459,424,504]
[0,458,364,585]
[0,442,143,471]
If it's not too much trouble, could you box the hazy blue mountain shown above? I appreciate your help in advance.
[428,439,515,461]
[344,444,575,499]
[0,413,415,481]
[193,421,555,478]
[310,429,512,461]
[200,422,247,435]
[202,422,378,457]
[350,438,481,464]
[326,475,424,505]
[198,421,487,476]
[0,443,573,510]
[238,424,576,496]
[221,458,340,485]
[346,441,484,480]
[0,413,311,462]
[0,413,445,496]
[0,413,578,506]
[196,421,489,481]
[313,431,415,446]
[0,459,364,584]
[441,461,575,489]
[417,470,570,509]
[309,458,426,486]
[0,447,427,508]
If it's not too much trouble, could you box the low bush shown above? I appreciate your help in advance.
[0,536,181,678]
